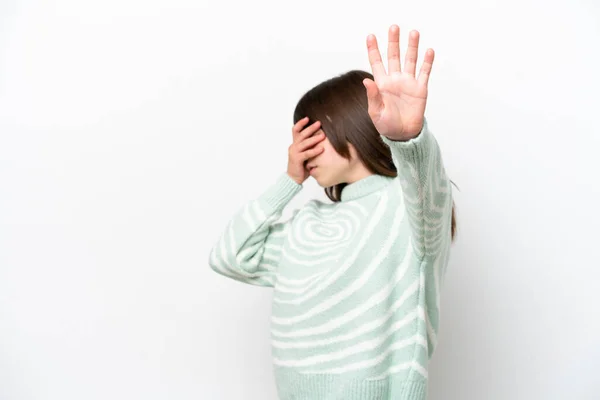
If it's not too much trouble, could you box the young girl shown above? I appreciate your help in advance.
[208,25,456,400]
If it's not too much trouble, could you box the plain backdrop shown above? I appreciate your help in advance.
[1,0,599,399]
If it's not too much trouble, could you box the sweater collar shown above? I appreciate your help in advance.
[340,173,394,202]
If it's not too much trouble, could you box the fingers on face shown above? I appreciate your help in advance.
[303,146,324,164]
[292,117,325,154]
[299,131,324,151]
[292,117,310,136]
[293,118,321,139]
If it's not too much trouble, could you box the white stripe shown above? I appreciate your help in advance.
[252,200,267,223]
[277,249,348,268]
[289,210,361,248]
[274,275,323,294]
[241,202,255,231]
[294,334,427,373]
[276,271,327,287]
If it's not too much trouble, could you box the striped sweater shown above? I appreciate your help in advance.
[208,117,453,400]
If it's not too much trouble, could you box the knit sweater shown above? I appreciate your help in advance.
[208,117,453,400]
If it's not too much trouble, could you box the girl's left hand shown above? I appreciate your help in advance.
[363,25,434,140]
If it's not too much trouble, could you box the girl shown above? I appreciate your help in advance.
[208,25,456,400]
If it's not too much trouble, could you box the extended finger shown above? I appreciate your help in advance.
[387,25,401,74]
[366,34,386,80]
[363,78,384,118]
[404,30,419,77]
[417,48,435,87]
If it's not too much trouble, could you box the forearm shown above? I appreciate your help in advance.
[208,173,303,286]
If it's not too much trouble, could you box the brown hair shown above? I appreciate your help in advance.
[293,69,457,242]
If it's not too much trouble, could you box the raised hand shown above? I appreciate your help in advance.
[363,25,434,140]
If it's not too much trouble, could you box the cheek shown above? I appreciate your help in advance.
[323,147,344,166]
[320,148,336,167]
[321,140,336,158]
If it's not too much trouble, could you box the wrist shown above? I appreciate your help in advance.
[286,172,304,185]
[384,119,425,141]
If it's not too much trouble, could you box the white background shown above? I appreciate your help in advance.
[1,0,599,399]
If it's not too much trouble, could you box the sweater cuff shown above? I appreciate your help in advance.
[380,117,432,163]
[258,172,303,214]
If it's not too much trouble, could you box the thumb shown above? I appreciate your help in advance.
[362,78,383,117]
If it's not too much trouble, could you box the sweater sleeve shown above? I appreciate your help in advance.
[380,117,452,259]
[208,172,303,287]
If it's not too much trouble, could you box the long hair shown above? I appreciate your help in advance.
[292,69,457,242]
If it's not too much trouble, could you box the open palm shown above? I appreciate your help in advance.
[363,25,434,140]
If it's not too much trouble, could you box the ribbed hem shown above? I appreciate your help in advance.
[257,172,303,214]
[274,369,427,400]
[380,117,432,164]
